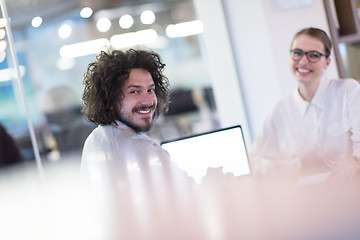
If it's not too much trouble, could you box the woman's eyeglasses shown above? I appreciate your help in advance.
[290,49,327,63]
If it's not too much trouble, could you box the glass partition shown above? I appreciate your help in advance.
[0,1,220,238]
[0,0,219,167]
[0,0,44,175]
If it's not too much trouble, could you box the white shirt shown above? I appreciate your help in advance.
[81,121,173,182]
[250,78,360,175]
[80,121,205,239]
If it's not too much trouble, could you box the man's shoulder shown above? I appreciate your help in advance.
[83,124,169,158]
[90,124,133,137]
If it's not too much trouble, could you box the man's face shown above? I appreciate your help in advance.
[116,68,158,132]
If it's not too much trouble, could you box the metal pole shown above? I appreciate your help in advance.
[0,0,44,179]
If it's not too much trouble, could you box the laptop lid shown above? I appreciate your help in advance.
[161,125,251,184]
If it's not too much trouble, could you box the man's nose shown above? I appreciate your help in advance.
[140,92,155,105]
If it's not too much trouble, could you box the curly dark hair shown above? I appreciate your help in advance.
[81,48,170,125]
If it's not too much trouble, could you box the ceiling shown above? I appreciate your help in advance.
[1,0,185,29]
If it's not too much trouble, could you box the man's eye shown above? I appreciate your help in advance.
[148,89,155,93]
[130,90,138,94]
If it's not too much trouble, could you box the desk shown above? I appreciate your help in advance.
[198,167,360,240]
[82,162,360,240]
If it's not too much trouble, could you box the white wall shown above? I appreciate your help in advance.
[194,0,339,144]
[260,0,339,95]
[221,0,281,140]
[193,0,253,146]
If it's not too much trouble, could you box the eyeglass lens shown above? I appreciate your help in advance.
[291,49,323,63]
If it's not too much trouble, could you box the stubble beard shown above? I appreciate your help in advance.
[115,107,155,133]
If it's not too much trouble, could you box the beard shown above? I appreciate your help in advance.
[115,105,156,133]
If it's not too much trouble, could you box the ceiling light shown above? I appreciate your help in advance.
[59,38,110,58]
[135,29,157,45]
[80,7,93,18]
[110,29,157,49]
[119,14,134,29]
[166,20,203,38]
[0,66,25,83]
[0,40,7,51]
[31,16,43,28]
[0,29,5,39]
[140,10,155,25]
[0,18,7,28]
[58,23,72,39]
[96,17,111,33]
[0,50,5,63]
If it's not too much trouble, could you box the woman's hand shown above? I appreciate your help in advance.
[323,156,360,182]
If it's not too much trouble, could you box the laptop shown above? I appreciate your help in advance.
[161,125,251,184]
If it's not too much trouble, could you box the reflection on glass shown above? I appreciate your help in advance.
[0,0,218,164]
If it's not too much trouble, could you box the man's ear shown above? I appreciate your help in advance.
[109,106,115,116]
[109,105,117,121]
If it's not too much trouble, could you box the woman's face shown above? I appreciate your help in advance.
[290,34,331,86]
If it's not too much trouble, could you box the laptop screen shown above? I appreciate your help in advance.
[161,125,251,184]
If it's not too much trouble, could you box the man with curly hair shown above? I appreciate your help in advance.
[81,48,171,169]
[79,49,206,239]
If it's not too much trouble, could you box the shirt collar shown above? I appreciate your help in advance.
[112,120,150,139]
[113,120,131,129]
[310,77,327,110]
[293,88,309,117]
[293,77,327,117]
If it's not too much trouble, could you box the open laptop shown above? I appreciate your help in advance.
[161,125,251,184]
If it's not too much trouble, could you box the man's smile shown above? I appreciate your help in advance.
[134,105,155,116]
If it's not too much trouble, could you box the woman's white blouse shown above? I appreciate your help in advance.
[250,78,360,174]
